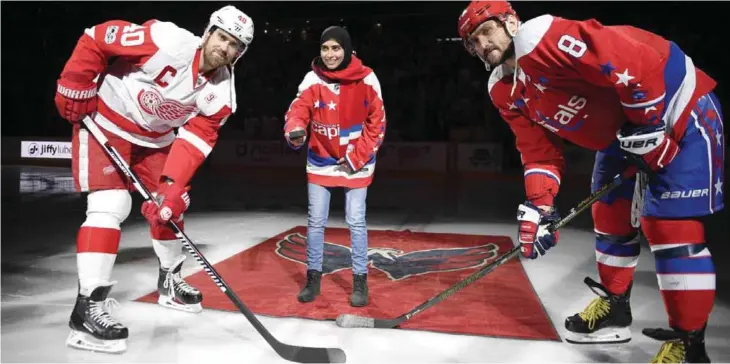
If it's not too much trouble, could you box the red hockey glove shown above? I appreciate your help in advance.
[55,73,98,123]
[141,183,191,225]
[617,125,680,172]
[517,202,560,259]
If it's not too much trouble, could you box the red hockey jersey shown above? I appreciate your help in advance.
[284,56,386,188]
[59,19,235,187]
[488,15,717,206]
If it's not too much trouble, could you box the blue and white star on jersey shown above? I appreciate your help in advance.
[717,130,723,146]
[514,98,530,108]
[327,101,337,110]
[314,100,326,109]
[615,69,635,86]
[716,178,724,195]
[600,61,616,76]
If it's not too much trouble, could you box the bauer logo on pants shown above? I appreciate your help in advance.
[275,233,500,281]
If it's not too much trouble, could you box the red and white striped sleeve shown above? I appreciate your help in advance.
[489,66,564,207]
[59,19,160,86]
[283,71,318,146]
[160,69,235,187]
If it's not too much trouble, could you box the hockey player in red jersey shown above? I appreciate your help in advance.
[55,5,254,353]
[458,1,724,362]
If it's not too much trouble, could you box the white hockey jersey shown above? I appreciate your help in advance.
[60,19,236,185]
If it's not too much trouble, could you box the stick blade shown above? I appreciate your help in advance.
[335,314,403,329]
[336,314,375,328]
[277,344,347,363]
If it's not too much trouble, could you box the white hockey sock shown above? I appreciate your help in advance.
[77,213,122,297]
[152,239,183,270]
[78,252,117,296]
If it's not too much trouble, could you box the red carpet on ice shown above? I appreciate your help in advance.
[136,226,560,341]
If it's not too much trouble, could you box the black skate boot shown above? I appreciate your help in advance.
[297,269,322,303]
[66,282,128,354]
[350,273,369,307]
[157,256,203,313]
[564,276,633,344]
[643,325,711,363]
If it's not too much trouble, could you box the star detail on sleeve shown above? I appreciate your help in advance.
[715,178,723,195]
[314,100,321,108]
[533,82,547,93]
[507,102,518,110]
[615,69,635,86]
[600,61,616,76]
[717,130,723,146]
[327,101,337,110]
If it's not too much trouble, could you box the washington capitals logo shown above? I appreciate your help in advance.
[275,233,500,281]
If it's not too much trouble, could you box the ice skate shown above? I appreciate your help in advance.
[66,282,128,354]
[564,276,633,344]
[157,255,203,313]
[643,325,711,363]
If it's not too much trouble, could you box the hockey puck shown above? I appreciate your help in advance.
[289,129,306,140]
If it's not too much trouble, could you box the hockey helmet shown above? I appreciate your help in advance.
[457,1,519,57]
[204,5,254,64]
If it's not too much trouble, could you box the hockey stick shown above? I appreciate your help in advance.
[336,173,625,329]
[82,116,346,364]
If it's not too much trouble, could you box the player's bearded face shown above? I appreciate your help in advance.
[203,29,242,68]
[469,20,513,67]
[320,40,345,70]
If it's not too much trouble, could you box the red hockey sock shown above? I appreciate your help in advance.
[642,217,715,331]
[593,199,639,295]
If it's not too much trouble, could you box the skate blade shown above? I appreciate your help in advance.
[66,330,127,354]
[564,326,632,344]
[157,295,203,314]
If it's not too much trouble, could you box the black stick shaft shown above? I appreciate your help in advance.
[82,116,343,363]
[394,173,624,323]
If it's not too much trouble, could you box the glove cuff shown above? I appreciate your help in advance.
[57,79,97,100]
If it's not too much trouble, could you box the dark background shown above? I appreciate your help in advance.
[2,1,728,153]
[1,1,728,313]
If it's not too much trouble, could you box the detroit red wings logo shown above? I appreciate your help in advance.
[137,88,197,121]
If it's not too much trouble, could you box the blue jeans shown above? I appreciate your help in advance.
[307,183,369,275]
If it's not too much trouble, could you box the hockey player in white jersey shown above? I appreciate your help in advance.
[54,5,253,353]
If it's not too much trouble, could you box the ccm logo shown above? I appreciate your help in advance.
[312,121,339,139]
[660,189,709,199]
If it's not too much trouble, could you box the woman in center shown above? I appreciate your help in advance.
[283,26,386,307]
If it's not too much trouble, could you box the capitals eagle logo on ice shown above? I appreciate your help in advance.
[275,233,500,281]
